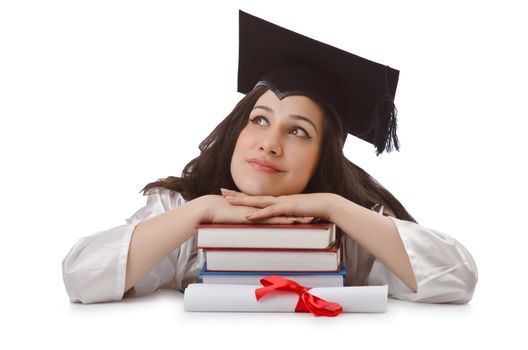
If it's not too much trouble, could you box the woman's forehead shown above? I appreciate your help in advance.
[254,90,324,119]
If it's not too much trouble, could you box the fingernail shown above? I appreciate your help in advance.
[221,188,233,197]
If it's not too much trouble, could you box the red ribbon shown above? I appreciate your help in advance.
[255,275,343,317]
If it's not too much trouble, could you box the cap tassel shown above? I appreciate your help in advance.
[372,92,399,156]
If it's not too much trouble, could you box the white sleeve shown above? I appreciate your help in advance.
[367,217,479,304]
[61,188,185,304]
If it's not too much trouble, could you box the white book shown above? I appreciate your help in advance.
[203,241,342,272]
[196,223,336,249]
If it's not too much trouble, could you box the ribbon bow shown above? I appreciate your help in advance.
[255,275,343,317]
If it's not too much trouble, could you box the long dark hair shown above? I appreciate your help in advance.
[140,85,416,223]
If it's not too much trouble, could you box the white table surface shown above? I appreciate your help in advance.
[3,278,522,350]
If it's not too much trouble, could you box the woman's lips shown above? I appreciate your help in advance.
[247,158,282,173]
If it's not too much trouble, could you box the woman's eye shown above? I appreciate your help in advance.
[289,127,310,138]
[249,116,269,126]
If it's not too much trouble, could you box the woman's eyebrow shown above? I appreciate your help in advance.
[252,105,319,135]
[289,115,319,135]
[253,105,273,113]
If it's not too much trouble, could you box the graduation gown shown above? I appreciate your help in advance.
[62,188,478,304]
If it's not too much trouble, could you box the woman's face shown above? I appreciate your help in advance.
[230,89,324,196]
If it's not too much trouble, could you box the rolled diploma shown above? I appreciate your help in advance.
[184,283,388,313]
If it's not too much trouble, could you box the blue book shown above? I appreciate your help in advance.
[197,262,346,287]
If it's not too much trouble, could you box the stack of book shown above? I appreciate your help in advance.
[196,223,345,287]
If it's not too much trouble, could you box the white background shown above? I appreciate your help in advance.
[1,0,526,348]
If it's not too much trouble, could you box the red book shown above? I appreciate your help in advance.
[202,240,342,272]
[196,223,336,249]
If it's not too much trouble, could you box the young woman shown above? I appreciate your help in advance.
[62,11,477,305]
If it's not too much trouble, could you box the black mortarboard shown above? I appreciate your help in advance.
[237,10,400,155]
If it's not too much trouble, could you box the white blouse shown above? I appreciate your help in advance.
[62,188,478,304]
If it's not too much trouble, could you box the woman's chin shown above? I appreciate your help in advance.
[241,188,274,196]
[237,183,280,196]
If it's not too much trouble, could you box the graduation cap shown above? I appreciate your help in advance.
[237,10,400,155]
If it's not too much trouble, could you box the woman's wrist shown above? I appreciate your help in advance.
[326,193,346,223]
[185,195,214,224]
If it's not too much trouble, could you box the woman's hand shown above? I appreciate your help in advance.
[196,194,314,225]
[220,188,339,222]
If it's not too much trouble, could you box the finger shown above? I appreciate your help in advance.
[220,188,246,198]
[289,217,315,223]
[252,216,298,225]
[247,216,313,224]
[246,206,313,221]
[226,195,277,209]
[245,205,292,220]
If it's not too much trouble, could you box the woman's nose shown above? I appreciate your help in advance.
[258,131,282,156]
